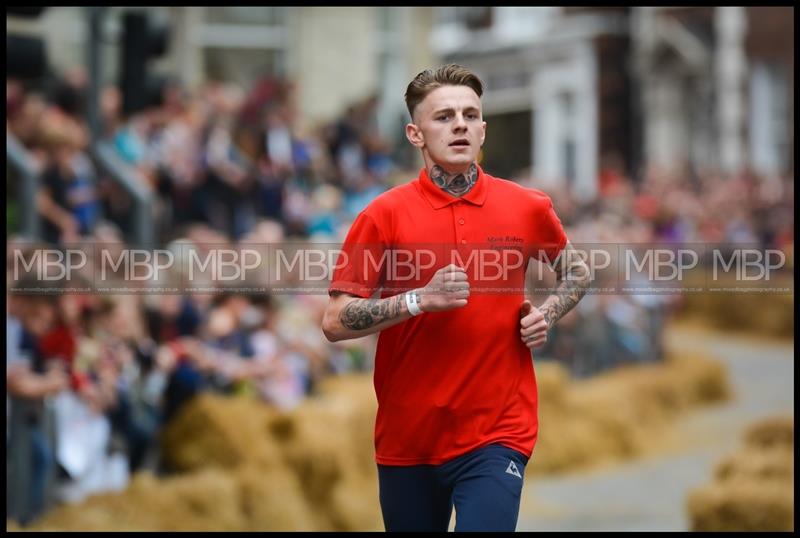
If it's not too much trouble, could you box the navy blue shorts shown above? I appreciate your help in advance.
[377,443,529,532]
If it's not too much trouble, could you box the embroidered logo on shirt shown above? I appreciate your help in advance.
[505,460,522,478]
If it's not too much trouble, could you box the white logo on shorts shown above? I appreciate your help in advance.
[505,460,522,478]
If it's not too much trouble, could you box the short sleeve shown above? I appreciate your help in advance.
[329,212,388,298]
[532,196,569,267]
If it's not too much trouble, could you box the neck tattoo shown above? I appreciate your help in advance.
[430,163,478,197]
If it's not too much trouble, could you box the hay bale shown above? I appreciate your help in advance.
[752,293,794,338]
[578,369,680,424]
[679,284,794,339]
[273,374,381,531]
[532,362,648,474]
[233,464,315,531]
[670,353,732,405]
[149,469,243,531]
[31,470,243,531]
[531,351,730,476]
[32,466,319,532]
[534,361,570,411]
[530,411,643,474]
[160,393,284,472]
[688,414,794,532]
[314,373,378,476]
[688,480,794,531]
[28,376,382,532]
[328,477,384,531]
[714,447,794,483]
[32,466,318,532]
[744,416,794,450]
[568,353,730,425]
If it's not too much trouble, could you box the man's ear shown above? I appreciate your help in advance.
[405,122,425,148]
[480,120,486,147]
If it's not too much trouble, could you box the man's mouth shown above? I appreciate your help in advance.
[449,139,470,147]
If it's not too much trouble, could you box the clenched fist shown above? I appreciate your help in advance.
[519,300,549,349]
[417,264,470,312]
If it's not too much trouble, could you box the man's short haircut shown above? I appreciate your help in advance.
[404,64,484,121]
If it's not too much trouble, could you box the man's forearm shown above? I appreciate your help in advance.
[324,292,415,342]
[539,243,591,329]
[7,372,64,399]
[341,294,408,330]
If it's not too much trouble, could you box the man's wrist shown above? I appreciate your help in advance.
[405,290,423,316]
[541,308,554,331]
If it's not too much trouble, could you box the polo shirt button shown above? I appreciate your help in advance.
[459,219,465,225]
[461,239,466,244]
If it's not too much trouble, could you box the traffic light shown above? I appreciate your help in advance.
[7,7,48,80]
[7,35,47,79]
[119,11,169,116]
[7,7,47,17]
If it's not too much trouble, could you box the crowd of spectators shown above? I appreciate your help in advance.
[518,159,793,376]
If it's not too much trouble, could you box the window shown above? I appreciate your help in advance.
[749,62,789,175]
[434,7,492,29]
[481,111,532,180]
[558,92,576,185]
[205,7,286,26]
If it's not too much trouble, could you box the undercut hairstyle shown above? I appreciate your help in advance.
[404,64,484,121]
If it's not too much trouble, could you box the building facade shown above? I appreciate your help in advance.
[7,7,436,144]
[9,6,793,190]
[431,6,794,199]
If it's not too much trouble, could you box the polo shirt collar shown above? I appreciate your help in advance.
[416,164,489,209]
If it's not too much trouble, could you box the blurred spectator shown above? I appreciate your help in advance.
[37,111,99,244]
[7,279,69,525]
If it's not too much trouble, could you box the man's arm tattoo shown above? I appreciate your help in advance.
[430,163,478,197]
[540,242,591,329]
[339,295,406,331]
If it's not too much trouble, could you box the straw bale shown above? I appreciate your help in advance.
[530,351,730,475]
[314,373,378,475]
[680,289,794,339]
[32,466,320,532]
[31,469,242,531]
[232,464,315,531]
[530,412,643,474]
[160,393,284,472]
[327,477,384,531]
[272,374,380,530]
[714,447,794,483]
[670,353,732,405]
[688,480,794,531]
[688,414,794,532]
[533,362,570,410]
[743,415,794,450]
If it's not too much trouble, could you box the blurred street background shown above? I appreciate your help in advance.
[6,7,794,531]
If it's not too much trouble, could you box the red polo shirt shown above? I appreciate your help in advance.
[329,166,568,465]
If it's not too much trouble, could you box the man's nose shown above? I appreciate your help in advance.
[453,113,467,131]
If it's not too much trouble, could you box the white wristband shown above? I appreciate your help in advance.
[405,291,423,316]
